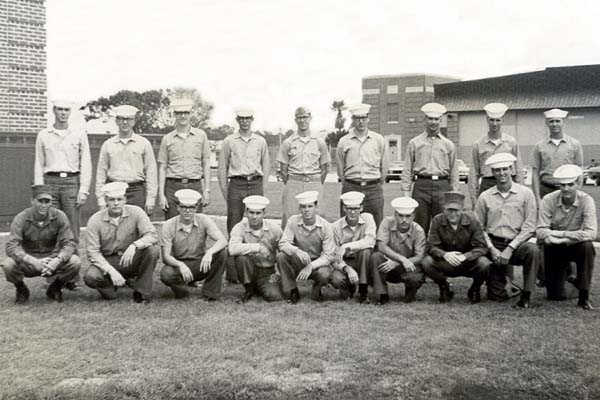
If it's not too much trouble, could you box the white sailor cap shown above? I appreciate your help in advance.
[295,106,312,117]
[484,103,508,119]
[101,181,128,197]
[175,189,202,206]
[295,191,319,205]
[485,152,517,169]
[243,195,270,210]
[421,103,447,118]
[340,191,365,207]
[114,105,139,118]
[171,98,194,113]
[52,99,72,109]
[544,108,568,119]
[553,164,583,184]
[391,197,418,214]
[348,104,371,117]
[235,108,254,118]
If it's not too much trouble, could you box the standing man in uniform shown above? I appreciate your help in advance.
[401,103,459,235]
[421,191,491,303]
[34,99,92,244]
[336,104,388,227]
[96,105,158,214]
[84,182,159,303]
[159,189,228,301]
[537,165,596,310]
[158,98,212,219]
[278,191,336,304]
[228,195,283,303]
[1,185,81,303]
[277,107,330,228]
[330,191,376,302]
[531,108,584,286]
[370,197,426,305]
[474,153,538,309]
[469,103,524,206]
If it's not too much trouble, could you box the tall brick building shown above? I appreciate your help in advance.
[362,74,459,161]
[0,0,47,134]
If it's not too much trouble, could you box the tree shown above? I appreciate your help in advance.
[331,100,346,131]
[81,88,213,134]
[206,124,235,141]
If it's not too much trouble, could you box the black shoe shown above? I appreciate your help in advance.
[376,294,389,305]
[536,279,545,288]
[65,282,79,291]
[402,287,418,303]
[438,282,454,303]
[358,294,369,304]
[467,284,481,304]
[202,295,217,302]
[311,284,323,302]
[133,291,150,304]
[578,300,594,311]
[15,284,30,304]
[46,282,63,303]
[567,275,577,286]
[238,291,254,303]
[513,298,530,310]
[288,289,300,304]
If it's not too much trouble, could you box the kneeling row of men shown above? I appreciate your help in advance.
[2,153,595,310]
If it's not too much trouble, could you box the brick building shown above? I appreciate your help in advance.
[0,0,47,134]
[434,65,600,165]
[361,74,459,161]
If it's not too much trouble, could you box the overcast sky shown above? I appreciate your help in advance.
[47,0,600,132]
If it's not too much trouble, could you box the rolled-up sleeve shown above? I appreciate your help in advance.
[85,216,113,273]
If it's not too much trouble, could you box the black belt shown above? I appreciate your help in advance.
[345,179,381,187]
[45,171,79,177]
[108,179,144,187]
[415,175,448,180]
[167,177,201,184]
[229,175,263,182]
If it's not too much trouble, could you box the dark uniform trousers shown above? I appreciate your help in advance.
[370,251,424,296]
[44,174,81,242]
[330,248,372,292]
[412,179,451,236]
[544,242,595,300]
[235,255,283,301]
[227,178,263,233]
[536,181,564,284]
[160,249,227,299]
[486,239,538,301]
[165,179,203,219]
[340,181,384,227]
[421,254,491,286]
[2,254,80,286]
[276,252,332,294]
[108,179,147,210]
[84,245,159,299]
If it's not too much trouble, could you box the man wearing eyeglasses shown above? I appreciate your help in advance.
[1,185,81,304]
[370,197,425,305]
[330,191,376,303]
[336,104,388,227]
[159,189,228,301]
[95,105,158,214]
[158,98,212,219]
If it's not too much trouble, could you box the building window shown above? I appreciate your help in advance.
[387,103,399,123]
[387,85,399,94]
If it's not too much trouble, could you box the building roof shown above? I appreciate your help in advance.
[434,64,600,112]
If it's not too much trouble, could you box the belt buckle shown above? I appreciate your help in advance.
[246,176,253,181]
[302,176,309,182]
[432,175,439,181]
[59,172,67,178]
[360,181,367,187]
[181,178,189,184]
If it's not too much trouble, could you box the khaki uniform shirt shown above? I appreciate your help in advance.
[537,190,597,242]
[331,213,377,269]
[474,183,537,249]
[336,129,389,180]
[279,215,335,268]
[276,132,330,175]
[86,205,158,273]
[160,213,226,260]
[157,127,211,179]
[531,135,583,185]
[6,207,76,263]
[219,132,269,177]
[96,134,158,207]
[401,132,459,192]
[34,127,92,194]
[470,133,524,195]
[228,218,282,268]
[376,218,426,264]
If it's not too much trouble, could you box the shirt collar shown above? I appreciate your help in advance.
[24,207,58,222]
[558,191,581,209]
[389,220,414,237]
[420,131,444,140]
[484,133,508,144]
[242,218,270,232]
[291,131,315,141]
[176,214,201,231]
[112,133,138,143]
[546,135,567,144]
[234,131,256,141]
[489,183,518,196]
[349,128,372,139]
[297,215,324,228]
[440,213,471,227]
[341,215,365,229]
[101,206,131,222]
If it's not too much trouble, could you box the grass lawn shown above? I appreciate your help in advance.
[1,215,600,399]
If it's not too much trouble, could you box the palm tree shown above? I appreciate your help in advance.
[331,100,346,131]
